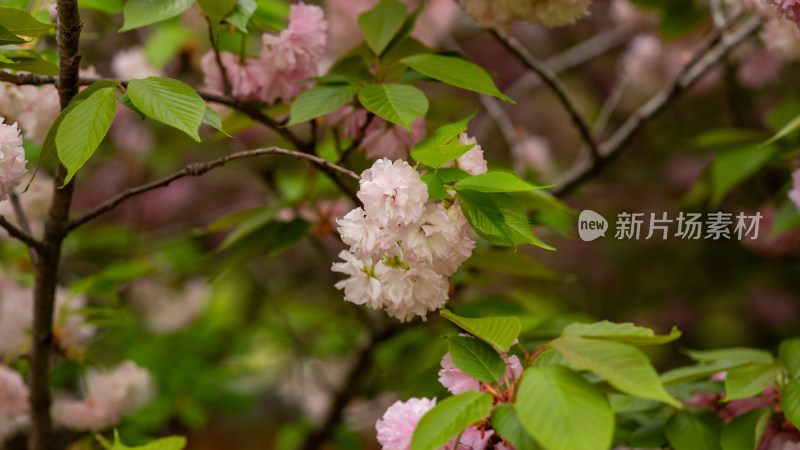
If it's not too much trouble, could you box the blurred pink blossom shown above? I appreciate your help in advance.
[375,397,436,450]
[445,427,494,450]
[738,48,785,87]
[764,0,800,25]
[0,118,27,201]
[762,19,800,61]
[438,352,481,394]
[0,365,29,445]
[360,117,426,161]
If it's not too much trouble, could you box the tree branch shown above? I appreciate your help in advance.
[0,215,42,250]
[68,147,360,231]
[551,15,760,197]
[8,188,41,262]
[490,29,601,162]
[29,1,82,449]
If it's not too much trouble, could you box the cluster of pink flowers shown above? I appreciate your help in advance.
[0,84,59,145]
[0,117,28,202]
[53,360,155,432]
[0,365,29,445]
[764,0,800,25]
[459,0,593,29]
[375,346,522,449]
[332,158,477,322]
[201,2,327,105]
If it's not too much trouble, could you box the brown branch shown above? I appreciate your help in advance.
[0,215,42,250]
[207,18,232,97]
[551,15,760,197]
[68,147,360,231]
[491,29,601,163]
[8,188,41,262]
[29,1,82,449]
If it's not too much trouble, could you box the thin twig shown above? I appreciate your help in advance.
[491,29,602,163]
[552,16,761,197]
[9,188,40,263]
[207,17,232,97]
[68,147,359,231]
[0,215,42,250]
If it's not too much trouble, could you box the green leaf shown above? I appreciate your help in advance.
[493,193,555,250]
[763,111,800,147]
[118,93,146,120]
[120,0,197,32]
[105,429,187,450]
[411,112,476,168]
[437,167,470,182]
[783,380,800,429]
[198,0,237,24]
[127,77,206,141]
[515,365,614,450]
[78,0,124,13]
[446,335,506,383]
[0,24,26,46]
[202,105,229,136]
[143,22,190,69]
[357,84,428,131]
[691,128,767,149]
[456,190,512,246]
[0,51,58,76]
[224,0,257,32]
[665,410,722,450]
[455,172,541,193]
[709,144,779,208]
[723,363,781,402]
[288,84,359,126]
[684,348,774,365]
[420,173,446,200]
[410,391,493,450]
[56,87,118,185]
[490,404,535,450]
[0,6,53,38]
[720,408,771,450]
[400,54,512,103]
[357,0,407,55]
[550,335,681,407]
[440,308,521,351]
[660,361,746,385]
[462,249,561,280]
[780,338,800,379]
[562,321,682,345]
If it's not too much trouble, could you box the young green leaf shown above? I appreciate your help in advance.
[665,410,723,450]
[784,380,800,429]
[493,193,555,250]
[127,77,206,142]
[202,105,229,136]
[410,391,493,450]
[660,361,748,386]
[100,429,187,450]
[78,0,124,14]
[357,84,428,131]
[683,348,774,365]
[455,190,512,246]
[440,308,521,351]
[357,0,407,55]
[709,144,779,208]
[561,321,682,345]
[411,111,476,168]
[446,335,506,383]
[762,111,800,147]
[720,407,771,450]
[437,168,470,182]
[490,404,535,450]
[550,335,681,407]
[723,363,781,402]
[224,0,257,33]
[780,337,800,379]
[56,87,118,185]
[0,6,53,38]
[454,172,541,193]
[515,365,614,450]
[0,24,26,46]
[288,84,359,126]
[118,93,146,120]
[420,173,446,200]
[400,54,513,103]
[197,0,238,24]
[120,0,197,32]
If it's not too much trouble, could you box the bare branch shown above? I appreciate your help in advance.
[68,147,360,231]
[0,215,42,250]
[552,15,761,197]
[8,188,40,263]
[490,29,602,162]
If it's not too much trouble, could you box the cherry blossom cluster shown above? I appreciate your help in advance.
[332,157,477,322]
[0,117,28,202]
[459,0,593,29]
[763,0,800,25]
[375,346,522,450]
[201,2,327,104]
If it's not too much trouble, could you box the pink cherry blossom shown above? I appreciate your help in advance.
[111,47,161,80]
[0,117,27,202]
[358,159,428,227]
[332,250,386,309]
[438,352,481,395]
[327,105,369,140]
[337,207,390,257]
[360,117,426,161]
[128,278,210,334]
[762,18,800,61]
[381,265,450,322]
[456,134,488,176]
[376,397,436,450]
[764,0,800,25]
[789,169,800,212]
[445,427,494,450]
[738,49,785,88]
